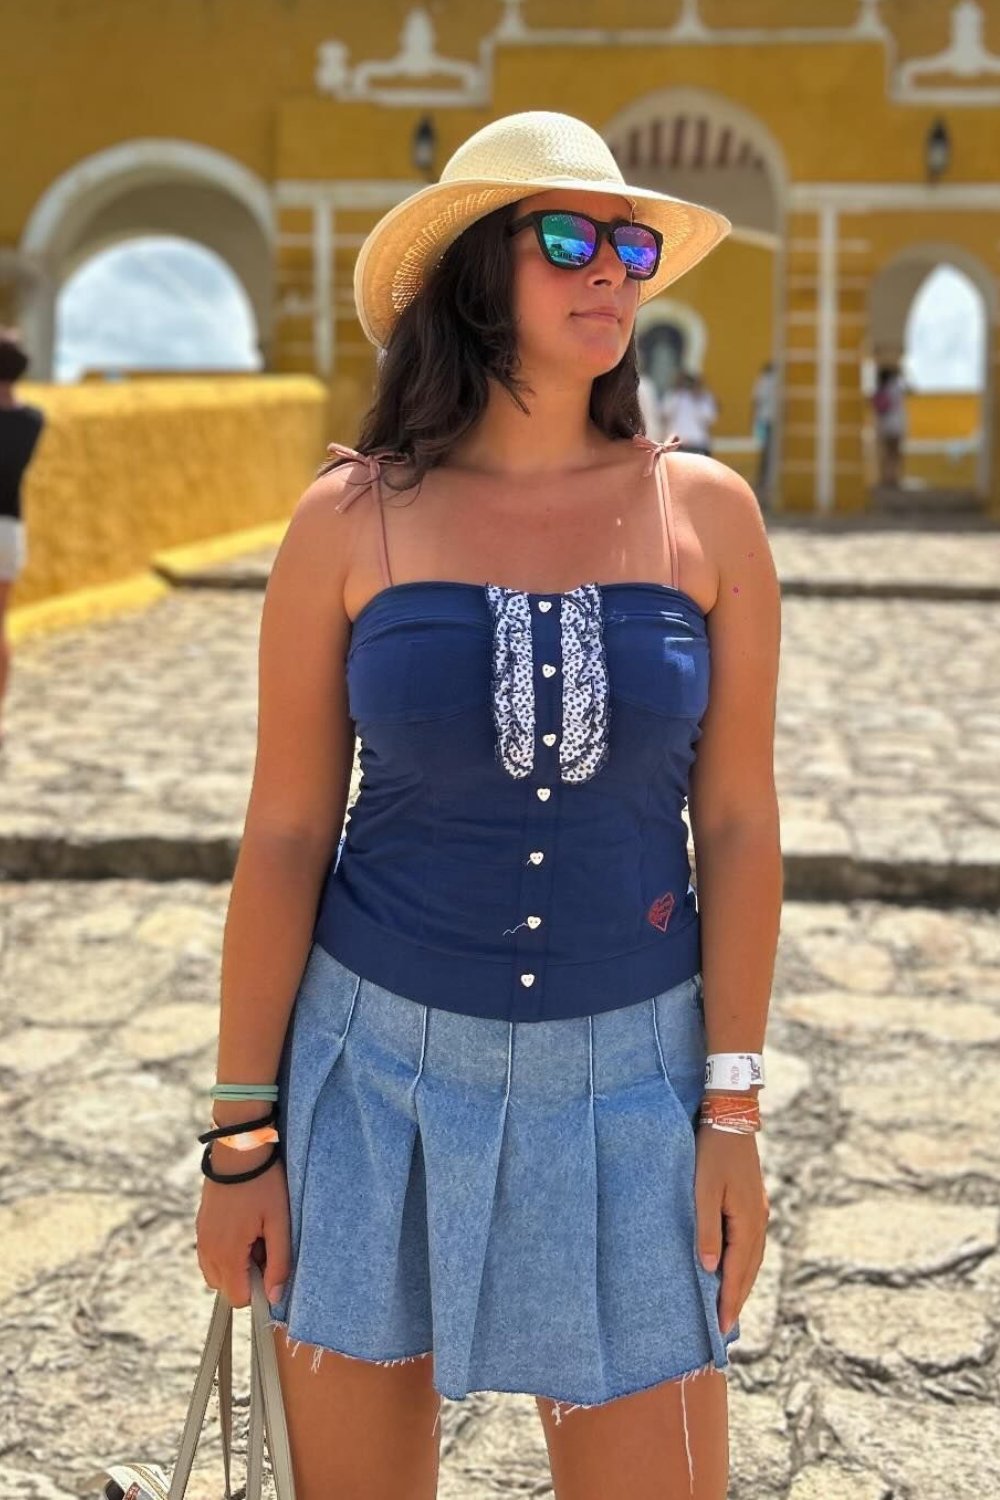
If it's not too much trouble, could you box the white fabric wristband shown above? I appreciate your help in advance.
[704,1052,765,1091]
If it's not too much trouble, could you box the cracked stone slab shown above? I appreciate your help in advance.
[799,1197,998,1281]
[818,1384,1000,1499]
[833,1119,1000,1186]
[4,1192,137,1299]
[802,1283,994,1374]
[839,1055,996,1129]
[728,1389,793,1496]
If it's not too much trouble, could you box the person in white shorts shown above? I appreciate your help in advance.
[0,328,46,749]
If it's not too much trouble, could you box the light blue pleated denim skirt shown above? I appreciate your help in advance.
[268,940,740,1412]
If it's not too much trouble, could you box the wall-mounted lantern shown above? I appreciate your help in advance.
[925,118,950,183]
[411,115,437,181]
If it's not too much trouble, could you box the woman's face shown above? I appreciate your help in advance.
[508,188,642,382]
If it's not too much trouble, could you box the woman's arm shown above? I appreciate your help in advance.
[683,459,783,1092]
[210,466,363,1158]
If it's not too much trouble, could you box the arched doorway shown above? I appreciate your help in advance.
[865,245,994,510]
[17,140,274,380]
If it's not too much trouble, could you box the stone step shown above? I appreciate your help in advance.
[1,832,997,906]
[156,555,1000,605]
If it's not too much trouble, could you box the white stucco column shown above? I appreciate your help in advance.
[815,200,838,513]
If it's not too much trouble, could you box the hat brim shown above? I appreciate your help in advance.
[353,176,732,347]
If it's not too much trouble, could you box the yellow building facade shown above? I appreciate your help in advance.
[2,0,999,515]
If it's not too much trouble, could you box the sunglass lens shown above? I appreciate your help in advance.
[612,225,659,278]
[539,213,598,267]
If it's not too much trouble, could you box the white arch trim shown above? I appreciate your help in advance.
[20,139,274,261]
[870,240,998,325]
[600,85,791,206]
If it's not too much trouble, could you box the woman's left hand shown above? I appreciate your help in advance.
[693,1126,770,1335]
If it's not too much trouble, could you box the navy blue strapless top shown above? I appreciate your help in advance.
[312,436,710,1023]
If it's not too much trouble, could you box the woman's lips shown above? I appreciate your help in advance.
[574,310,620,322]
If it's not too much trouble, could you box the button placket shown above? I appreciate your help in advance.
[510,594,562,1018]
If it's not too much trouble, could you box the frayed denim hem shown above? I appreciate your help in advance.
[271,1315,722,1482]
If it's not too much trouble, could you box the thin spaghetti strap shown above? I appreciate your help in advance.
[326,442,394,589]
[634,433,683,591]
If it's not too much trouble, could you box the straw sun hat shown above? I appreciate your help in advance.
[353,109,732,348]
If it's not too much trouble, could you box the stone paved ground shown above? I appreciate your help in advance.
[1,516,998,1497]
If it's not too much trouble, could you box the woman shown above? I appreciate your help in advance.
[196,111,779,1500]
[873,364,907,488]
[0,328,44,752]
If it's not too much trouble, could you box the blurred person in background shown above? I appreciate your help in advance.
[872,364,907,488]
[0,328,45,751]
[662,370,718,457]
[750,359,776,501]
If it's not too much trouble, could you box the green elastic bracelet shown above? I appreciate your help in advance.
[211,1084,279,1099]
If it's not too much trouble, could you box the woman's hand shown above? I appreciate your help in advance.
[693,1125,770,1335]
[195,1124,292,1312]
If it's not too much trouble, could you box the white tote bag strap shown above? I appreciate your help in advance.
[250,1260,297,1498]
[218,1294,234,1497]
[164,1260,296,1500]
[167,1283,233,1499]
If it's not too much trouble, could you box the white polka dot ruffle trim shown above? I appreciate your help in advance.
[485,583,610,783]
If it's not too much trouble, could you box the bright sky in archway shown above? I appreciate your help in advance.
[54,237,261,383]
[905,264,986,394]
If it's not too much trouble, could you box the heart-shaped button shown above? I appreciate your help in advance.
[520,973,535,987]
[537,600,552,612]
[542,733,557,746]
[536,787,551,801]
[526,916,542,929]
[528,851,544,864]
[542,664,557,677]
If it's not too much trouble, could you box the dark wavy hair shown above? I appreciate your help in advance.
[316,200,644,495]
[0,329,29,383]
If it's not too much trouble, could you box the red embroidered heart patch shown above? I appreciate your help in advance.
[647,891,675,932]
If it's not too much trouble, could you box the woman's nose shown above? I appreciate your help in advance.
[586,236,627,286]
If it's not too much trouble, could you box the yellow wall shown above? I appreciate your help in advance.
[10,376,327,609]
[908,392,980,440]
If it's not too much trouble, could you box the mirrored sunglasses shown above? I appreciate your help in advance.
[506,210,663,280]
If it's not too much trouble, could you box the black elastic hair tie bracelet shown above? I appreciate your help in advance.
[197,1105,277,1145]
[200,1140,283,1184]
[198,1105,281,1183]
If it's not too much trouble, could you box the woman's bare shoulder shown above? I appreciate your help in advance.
[267,462,374,615]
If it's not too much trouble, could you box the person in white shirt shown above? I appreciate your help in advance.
[662,371,718,456]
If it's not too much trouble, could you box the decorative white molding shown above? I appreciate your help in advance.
[491,0,890,51]
[790,238,872,253]
[792,182,1000,210]
[310,1,1000,113]
[898,1,1000,104]
[315,6,489,106]
[275,181,414,210]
